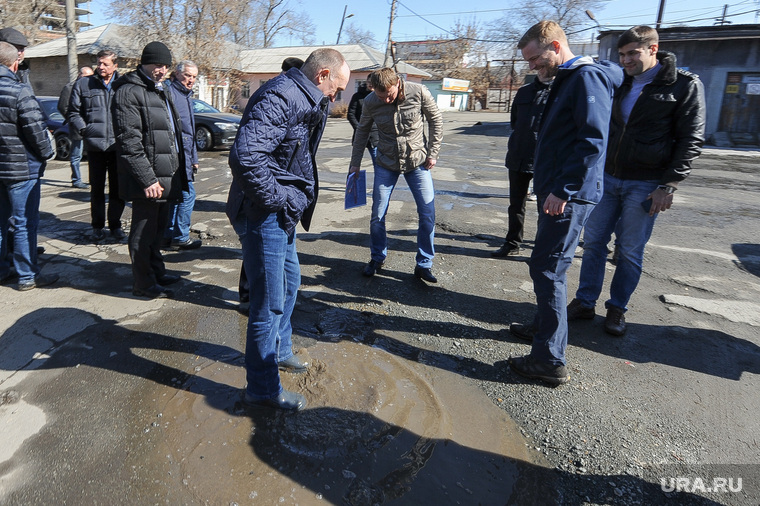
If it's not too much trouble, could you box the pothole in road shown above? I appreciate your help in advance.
[140,341,555,504]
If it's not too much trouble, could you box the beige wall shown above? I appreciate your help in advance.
[234,71,424,110]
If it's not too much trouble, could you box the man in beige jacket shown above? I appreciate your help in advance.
[349,67,443,283]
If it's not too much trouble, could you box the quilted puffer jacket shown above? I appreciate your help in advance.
[227,67,328,234]
[112,69,187,202]
[0,66,53,181]
[67,72,120,152]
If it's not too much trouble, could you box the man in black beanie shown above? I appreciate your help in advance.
[112,41,187,299]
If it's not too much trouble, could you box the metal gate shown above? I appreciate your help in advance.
[718,73,760,142]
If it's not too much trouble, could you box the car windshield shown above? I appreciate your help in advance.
[192,99,221,114]
[38,99,64,121]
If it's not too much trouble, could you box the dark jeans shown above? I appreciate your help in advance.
[128,200,170,290]
[0,178,41,282]
[505,170,533,247]
[87,151,124,231]
[233,212,299,400]
[528,198,594,366]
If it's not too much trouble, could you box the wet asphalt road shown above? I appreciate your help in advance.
[1,111,759,504]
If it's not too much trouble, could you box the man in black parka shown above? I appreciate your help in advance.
[113,41,187,299]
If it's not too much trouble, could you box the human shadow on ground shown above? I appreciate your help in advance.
[449,121,509,137]
[565,318,760,382]
[246,406,728,506]
[0,309,731,505]
[732,243,760,277]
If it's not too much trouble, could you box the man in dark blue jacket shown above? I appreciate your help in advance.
[508,21,623,386]
[0,41,57,291]
[163,60,201,250]
[567,26,705,336]
[68,49,125,241]
[227,48,350,411]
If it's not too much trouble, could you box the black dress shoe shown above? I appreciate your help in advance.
[243,389,306,412]
[110,228,127,240]
[156,274,181,285]
[509,322,536,341]
[172,238,202,250]
[362,259,384,277]
[491,243,521,257]
[133,285,174,299]
[278,354,309,374]
[414,266,437,283]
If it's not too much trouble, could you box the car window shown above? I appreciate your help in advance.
[192,99,221,114]
[37,99,64,121]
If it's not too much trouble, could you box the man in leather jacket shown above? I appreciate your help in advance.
[567,25,706,336]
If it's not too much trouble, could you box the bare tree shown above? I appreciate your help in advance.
[1,0,72,44]
[343,23,379,49]
[487,0,609,40]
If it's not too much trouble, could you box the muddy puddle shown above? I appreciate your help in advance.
[138,341,556,504]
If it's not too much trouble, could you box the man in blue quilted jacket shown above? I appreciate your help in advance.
[0,41,57,291]
[227,48,350,412]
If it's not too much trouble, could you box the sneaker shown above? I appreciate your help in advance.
[110,228,127,240]
[491,243,521,258]
[526,193,538,202]
[362,259,383,277]
[72,181,89,189]
[604,306,627,336]
[567,298,595,321]
[18,273,59,291]
[92,228,106,241]
[509,322,536,341]
[508,355,569,386]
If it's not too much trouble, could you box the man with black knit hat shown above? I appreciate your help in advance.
[112,41,187,299]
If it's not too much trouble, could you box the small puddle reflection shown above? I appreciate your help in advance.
[146,341,556,504]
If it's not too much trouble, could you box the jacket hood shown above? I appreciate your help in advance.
[112,69,158,92]
[557,56,624,89]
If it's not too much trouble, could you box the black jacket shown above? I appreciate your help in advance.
[347,85,379,149]
[67,72,120,152]
[505,79,551,173]
[0,65,53,182]
[605,51,706,185]
[58,80,82,140]
[112,69,187,202]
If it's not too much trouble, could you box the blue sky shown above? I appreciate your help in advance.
[82,0,759,48]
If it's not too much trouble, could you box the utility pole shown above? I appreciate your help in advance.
[383,0,397,67]
[65,0,79,81]
[655,0,666,30]
[714,4,732,25]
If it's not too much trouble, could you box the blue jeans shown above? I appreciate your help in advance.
[164,181,196,242]
[70,138,84,184]
[370,165,435,268]
[576,174,659,312]
[529,198,594,366]
[0,178,41,283]
[233,212,299,400]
